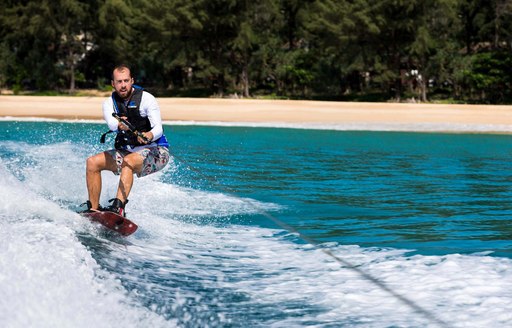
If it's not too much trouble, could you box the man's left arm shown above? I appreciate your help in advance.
[141,92,163,143]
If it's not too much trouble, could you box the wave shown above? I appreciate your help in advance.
[1,140,512,327]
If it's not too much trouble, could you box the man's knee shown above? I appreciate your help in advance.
[121,156,142,170]
[121,153,143,172]
[87,153,110,172]
[86,155,100,171]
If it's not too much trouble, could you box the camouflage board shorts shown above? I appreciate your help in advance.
[106,146,170,178]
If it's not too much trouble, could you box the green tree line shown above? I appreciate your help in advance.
[1,0,512,103]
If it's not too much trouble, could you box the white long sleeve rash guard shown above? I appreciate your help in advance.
[102,90,164,152]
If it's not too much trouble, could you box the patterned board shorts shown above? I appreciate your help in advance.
[106,146,170,178]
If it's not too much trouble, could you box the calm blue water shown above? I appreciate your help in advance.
[1,119,512,327]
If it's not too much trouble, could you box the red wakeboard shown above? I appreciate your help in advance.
[81,211,138,236]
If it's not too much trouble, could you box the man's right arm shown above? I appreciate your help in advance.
[103,97,119,131]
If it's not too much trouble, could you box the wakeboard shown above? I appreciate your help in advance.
[81,211,138,236]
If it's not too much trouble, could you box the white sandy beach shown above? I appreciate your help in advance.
[1,95,512,132]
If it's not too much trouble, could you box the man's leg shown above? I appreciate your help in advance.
[86,152,117,209]
[116,152,144,204]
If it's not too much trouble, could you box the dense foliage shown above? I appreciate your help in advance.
[1,0,512,103]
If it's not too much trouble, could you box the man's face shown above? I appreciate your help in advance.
[111,68,133,99]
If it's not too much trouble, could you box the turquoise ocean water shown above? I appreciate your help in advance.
[1,119,512,327]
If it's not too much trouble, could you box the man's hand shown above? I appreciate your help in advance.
[118,116,130,131]
[138,131,153,144]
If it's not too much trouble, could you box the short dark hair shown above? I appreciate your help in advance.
[112,64,131,80]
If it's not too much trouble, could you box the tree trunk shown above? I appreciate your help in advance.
[419,75,427,102]
[69,49,76,94]
[241,63,250,98]
[216,73,224,97]
[69,66,75,93]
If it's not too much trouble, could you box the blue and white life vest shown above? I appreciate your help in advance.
[112,86,169,149]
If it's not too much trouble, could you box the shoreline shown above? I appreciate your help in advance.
[1,95,512,133]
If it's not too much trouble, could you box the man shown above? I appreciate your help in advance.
[80,64,170,216]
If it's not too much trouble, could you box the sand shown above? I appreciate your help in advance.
[1,95,512,133]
